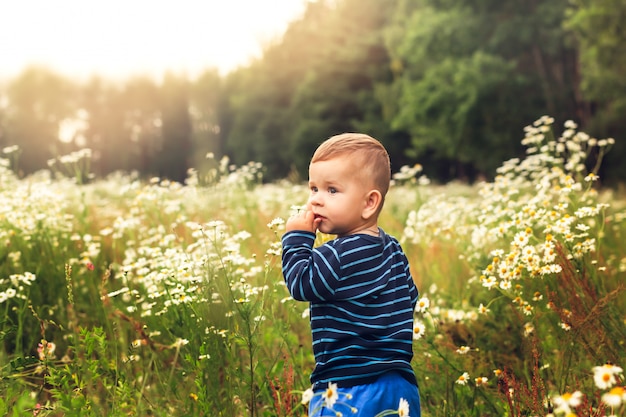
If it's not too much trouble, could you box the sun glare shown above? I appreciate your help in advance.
[0,0,307,80]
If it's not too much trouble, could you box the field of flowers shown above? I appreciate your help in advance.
[1,117,625,417]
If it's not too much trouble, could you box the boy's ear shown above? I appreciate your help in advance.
[362,190,382,220]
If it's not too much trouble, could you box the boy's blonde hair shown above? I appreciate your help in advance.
[311,133,391,199]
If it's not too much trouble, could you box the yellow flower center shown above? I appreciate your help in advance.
[609,386,625,395]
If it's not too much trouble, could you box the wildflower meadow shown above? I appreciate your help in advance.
[1,117,625,416]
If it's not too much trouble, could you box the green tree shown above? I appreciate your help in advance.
[385,0,580,179]
[121,76,162,176]
[222,61,295,181]
[565,0,626,181]
[189,69,223,173]
[80,78,130,176]
[287,0,400,177]
[221,0,328,180]
[0,89,7,149]
[220,0,400,181]
[4,67,77,176]
[159,73,192,183]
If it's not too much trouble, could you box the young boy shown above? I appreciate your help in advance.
[282,133,421,416]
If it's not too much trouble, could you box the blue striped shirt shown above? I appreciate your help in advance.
[282,229,419,389]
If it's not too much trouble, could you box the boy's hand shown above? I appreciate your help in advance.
[286,204,321,233]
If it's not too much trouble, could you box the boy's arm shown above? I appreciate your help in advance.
[406,260,419,310]
[281,232,336,302]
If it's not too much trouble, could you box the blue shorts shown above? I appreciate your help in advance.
[309,372,421,417]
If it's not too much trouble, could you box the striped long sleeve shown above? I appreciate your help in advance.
[282,229,419,389]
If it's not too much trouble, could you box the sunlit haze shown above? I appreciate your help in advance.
[0,0,308,80]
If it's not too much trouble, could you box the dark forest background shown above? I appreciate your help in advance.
[1,0,624,185]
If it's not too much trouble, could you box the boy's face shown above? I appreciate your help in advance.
[308,156,376,237]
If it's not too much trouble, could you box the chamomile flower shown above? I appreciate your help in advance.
[501,280,515,291]
[523,322,535,337]
[513,231,530,247]
[478,303,490,314]
[267,217,285,229]
[301,388,314,405]
[475,377,489,386]
[398,398,410,417]
[413,320,426,340]
[415,296,430,313]
[593,363,623,389]
[456,346,471,355]
[482,275,498,289]
[456,372,470,385]
[323,382,339,408]
[601,386,626,407]
[552,391,583,414]
[564,120,577,129]
[171,338,189,348]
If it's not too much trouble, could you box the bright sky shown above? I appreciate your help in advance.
[0,0,308,81]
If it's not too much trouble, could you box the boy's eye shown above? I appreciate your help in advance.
[310,186,318,193]
[328,187,337,194]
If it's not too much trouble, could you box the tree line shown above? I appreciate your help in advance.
[0,0,624,184]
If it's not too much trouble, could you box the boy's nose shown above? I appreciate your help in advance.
[309,194,322,206]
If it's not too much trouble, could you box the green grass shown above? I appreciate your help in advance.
[1,117,625,416]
